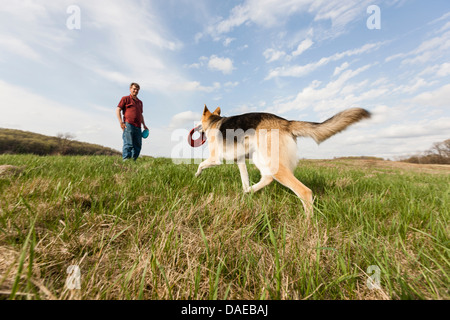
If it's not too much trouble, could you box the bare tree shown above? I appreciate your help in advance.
[56,132,76,155]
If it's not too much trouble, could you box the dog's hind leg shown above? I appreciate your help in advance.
[247,175,273,193]
[248,149,275,194]
[273,164,313,217]
[237,162,251,192]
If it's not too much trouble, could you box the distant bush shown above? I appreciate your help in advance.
[0,128,121,156]
[400,139,450,165]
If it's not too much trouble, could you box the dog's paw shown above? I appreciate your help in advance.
[243,186,251,193]
[195,171,202,177]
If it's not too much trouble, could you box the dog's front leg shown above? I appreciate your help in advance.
[237,162,250,192]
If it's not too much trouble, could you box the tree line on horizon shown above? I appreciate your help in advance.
[399,139,450,165]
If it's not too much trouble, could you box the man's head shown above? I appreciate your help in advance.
[130,83,140,97]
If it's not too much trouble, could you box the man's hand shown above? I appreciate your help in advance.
[120,122,126,131]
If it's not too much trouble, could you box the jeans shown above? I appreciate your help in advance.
[122,122,142,161]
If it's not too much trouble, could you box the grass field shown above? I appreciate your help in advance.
[0,154,448,300]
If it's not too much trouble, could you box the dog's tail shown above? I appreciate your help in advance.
[289,108,371,144]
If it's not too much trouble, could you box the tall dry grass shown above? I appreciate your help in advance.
[0,155,448,300]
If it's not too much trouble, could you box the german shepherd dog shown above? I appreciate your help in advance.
[195,105,371,216]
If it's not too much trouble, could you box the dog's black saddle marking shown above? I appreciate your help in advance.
[219,113,286,136]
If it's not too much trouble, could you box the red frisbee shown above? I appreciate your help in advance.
[188,125,206,147]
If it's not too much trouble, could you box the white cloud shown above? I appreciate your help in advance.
[208,55,235,74]
[79,1,186,91]
[184,62,202,69]
[333,62,350,76]
[224,81,239,88]
[214,4,250,34]
[205,0,373,37]
[92,69,130,87]
[435,63,450,77]
[377,117,450,139]
[385,53,405,62]
[169,111,202,129]
[292,38,314,57]
[194,32,204,43]
[85,2,181,51]
[268,64,373,114]
[0,1,196,93]
[231,104,259,114]
[263,48,286,63]
[266,42,382,79]
[438,21,450,33]
[401,30,450,65]
[0,34,41,61]
[429,11,450,24]
[0,2,73,59]
[223,37,235,47]
[411,84,450,107]
[369,105,391,124]
[419,62,450,77]
[171,81,221,93]
[264,39,313,63]
[392,77,437,94]
[185,54,235,76]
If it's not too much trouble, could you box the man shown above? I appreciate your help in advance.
[116,83,148,161]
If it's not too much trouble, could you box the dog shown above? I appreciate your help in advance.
[195,105,371,217]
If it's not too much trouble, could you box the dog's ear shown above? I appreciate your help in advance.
[203,104,211,116]
[213,107,221,116]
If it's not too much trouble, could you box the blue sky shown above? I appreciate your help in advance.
[1,0,449,160]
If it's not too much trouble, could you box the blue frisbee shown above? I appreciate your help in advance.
[142,128,149,139]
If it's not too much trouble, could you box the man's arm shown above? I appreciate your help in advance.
[116,107,126,130]
[142,114,148,130]
[141,103,148,130]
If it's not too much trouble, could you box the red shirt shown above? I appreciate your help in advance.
[117,95,143,128]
